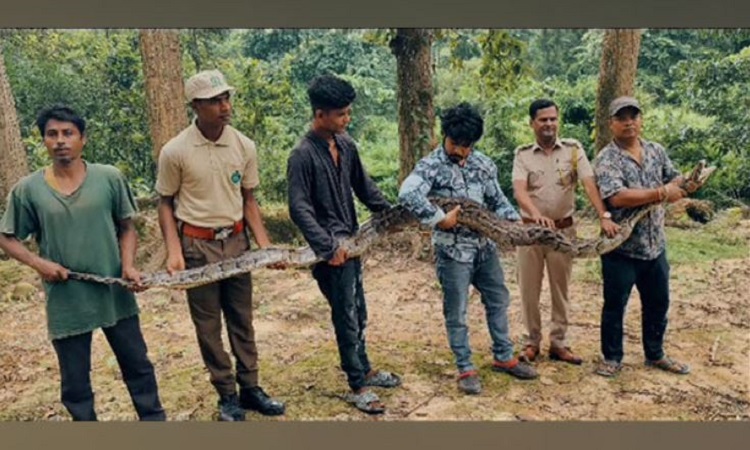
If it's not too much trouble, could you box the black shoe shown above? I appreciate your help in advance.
[240,386,286,416]
[218,394,246,421]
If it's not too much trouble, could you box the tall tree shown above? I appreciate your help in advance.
[0,40,29,202]
[390,29,435,184]
[139,29,188,160]
[594,29,642,151]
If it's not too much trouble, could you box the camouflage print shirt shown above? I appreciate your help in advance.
[594,138,681,260]
[398,146,521,263]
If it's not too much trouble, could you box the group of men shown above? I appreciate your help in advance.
[0,69,691,420]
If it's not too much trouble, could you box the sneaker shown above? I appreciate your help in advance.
[239,386,286,416]
[492,358,538,379]
[457,370,482,395]
[218,394,246,421]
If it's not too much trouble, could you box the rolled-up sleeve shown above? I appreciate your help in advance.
[398,161,445,227]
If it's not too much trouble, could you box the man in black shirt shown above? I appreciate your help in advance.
[287,74,401,414]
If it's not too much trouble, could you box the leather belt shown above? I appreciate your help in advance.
[522,216,574,229]
[182,220,244,240]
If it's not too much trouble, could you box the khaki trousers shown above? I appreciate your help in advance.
[517,226,576,349]
[182,231,258,396]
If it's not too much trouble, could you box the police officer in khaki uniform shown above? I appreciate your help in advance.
[156,70,285,421]
[512,99,619,365]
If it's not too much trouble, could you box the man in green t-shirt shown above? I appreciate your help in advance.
[0,106,166,421]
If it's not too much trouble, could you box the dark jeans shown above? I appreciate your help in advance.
[312,258,372,391]
[600,250,671,363]
[51,314,166,421]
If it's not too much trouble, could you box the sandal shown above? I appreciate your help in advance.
[595,360,622,377]
[645,357,691,375]
[345,390,385,415]
[364,370,402,388]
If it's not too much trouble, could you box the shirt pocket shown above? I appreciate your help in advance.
[527,169,545,190]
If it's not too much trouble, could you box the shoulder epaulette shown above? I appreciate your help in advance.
[560,138,583,148]
[515,143,534,153]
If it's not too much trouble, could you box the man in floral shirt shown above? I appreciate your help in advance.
[593,96,690,377]
[399,103,537,396]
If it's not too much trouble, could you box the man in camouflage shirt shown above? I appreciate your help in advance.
[593,96,690,377]
[512,99,619,366]
[399,103,537,396]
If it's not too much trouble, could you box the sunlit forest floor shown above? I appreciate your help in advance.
[1,210,748,421]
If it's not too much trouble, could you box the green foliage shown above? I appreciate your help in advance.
[2,28,748,209]
[239,29,315,61]
[478,30,530,94]
[355,117,400,202]
[4,30,153,195]
[181,29,231,72]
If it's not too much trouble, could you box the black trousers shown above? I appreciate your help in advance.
[600,251,671,363]
[312,258,372,391]
[51,314,166,421]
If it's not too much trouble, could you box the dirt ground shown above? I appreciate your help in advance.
[0,217,748,422]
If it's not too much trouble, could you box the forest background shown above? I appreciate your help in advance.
[1,29,748,211]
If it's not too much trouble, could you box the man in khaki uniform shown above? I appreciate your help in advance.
[512,99,619,365]
[156,69,285,421]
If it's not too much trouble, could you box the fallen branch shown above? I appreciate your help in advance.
[708,335,722,364]
[401,390,439,418]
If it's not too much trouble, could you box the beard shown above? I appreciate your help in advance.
[54,153,76,166]
[448,154,465,165]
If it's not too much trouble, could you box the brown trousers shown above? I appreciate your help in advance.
[517,226,577,349]
[182,231,258,396]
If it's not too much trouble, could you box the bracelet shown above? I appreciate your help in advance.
[657,186,667,202]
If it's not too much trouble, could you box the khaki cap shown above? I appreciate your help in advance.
[185,69,235,102]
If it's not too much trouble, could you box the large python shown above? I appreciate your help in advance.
[68,161,716,290]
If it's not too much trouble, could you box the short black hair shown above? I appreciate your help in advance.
[36,105,86,136]
[529,99,558,120]
[440,102,483,146]
[307,74,356,112]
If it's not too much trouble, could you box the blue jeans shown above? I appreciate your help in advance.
[435,245,514,373]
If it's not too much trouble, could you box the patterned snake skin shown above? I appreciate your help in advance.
[67,161,715,290]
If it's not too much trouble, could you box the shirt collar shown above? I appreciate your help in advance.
[190,120,231,147]
[531,138,563,153]
[438,145,476,166]
[306,129,348,155]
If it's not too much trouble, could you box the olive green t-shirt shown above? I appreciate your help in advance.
[0,163,139,340]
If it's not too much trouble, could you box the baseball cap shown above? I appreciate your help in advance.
[185,69,235,102]
[609,96,641,117]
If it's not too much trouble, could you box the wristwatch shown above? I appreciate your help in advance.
[600,211,612,220]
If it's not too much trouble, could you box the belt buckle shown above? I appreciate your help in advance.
[214,227,232,240]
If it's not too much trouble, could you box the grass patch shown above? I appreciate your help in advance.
[666,226,748,265]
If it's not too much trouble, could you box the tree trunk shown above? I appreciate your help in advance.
[139,29,188,161]
[0,41,29,202]
[594,29,642,152]
[390,29,436,184]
